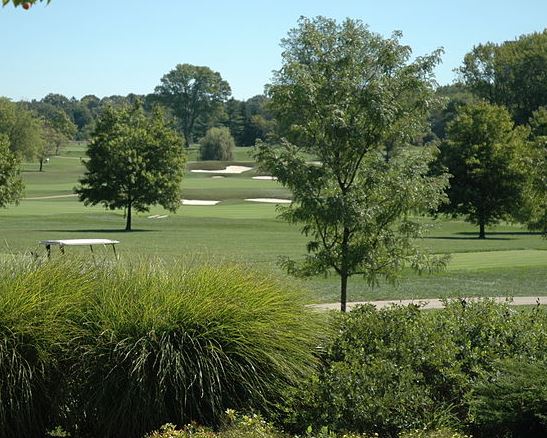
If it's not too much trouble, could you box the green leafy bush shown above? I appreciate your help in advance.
[468,358,547,437]
[199,127,235,161]
[280,300,546,437]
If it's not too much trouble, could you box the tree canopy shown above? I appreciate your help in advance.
[0,97,43,161]
[154,64,231,147]
[459,30,547,124]
[256,16,449,311]
[437,101,529,238]
[76,103,186,231]
[199,126,235,161]
[523,107,547,235]
[0,134,24,208]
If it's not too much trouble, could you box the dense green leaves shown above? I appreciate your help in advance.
[437,101,529,238]
[0,134,24,208]
[523,107,547,235]
[199,126,235,161]
[0,97,43,161]
[281,300,547,437]
[459,30,547,124]
[154,64,231,147]
[257,16,448,310]
[75,103,186,231]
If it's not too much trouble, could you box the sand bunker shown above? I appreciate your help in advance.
[211,176,225,179]
[245,198,291,204]
[147,214,169,219]
[191,165,252,174]
[182,199,220,206]
[252,176,277,180]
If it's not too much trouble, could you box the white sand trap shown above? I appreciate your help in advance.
[252,176,278,181]
[182,199,220,206]
[211,176,225,179]
[245,198,292,204]
[147,214,160,219]
[156,215,169,219]
[191,165,252,174]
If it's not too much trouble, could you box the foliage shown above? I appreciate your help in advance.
[0,258,91,438]
[256,16,448,311]
[154,64,232,147]
[459,30,547,124]
[199,126,235,161]
[428,83,478,142]
[2,0,50,6]
[523,107,547,235]
[467,358,547,437]
[280,300,547,437]
[66,260,319,438]
[0,134,24,208]
[0,97,43,161]
[0,258,319,438]
[437,101,529,238]
[75,103,186,231]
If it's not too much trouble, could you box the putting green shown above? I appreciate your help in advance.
[449,250,547,270]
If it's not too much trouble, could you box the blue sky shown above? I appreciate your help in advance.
[1,0,546,101]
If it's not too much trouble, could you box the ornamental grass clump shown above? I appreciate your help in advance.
[68,260,320,438]
[0,257,92,438]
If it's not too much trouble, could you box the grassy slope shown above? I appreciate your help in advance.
[1,143,545,303]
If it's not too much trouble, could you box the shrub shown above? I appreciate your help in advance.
[280,300,546,437]
[0,258,91,438]
[199,127,235,161]
[468,358,547,437]
[67,261,320,438]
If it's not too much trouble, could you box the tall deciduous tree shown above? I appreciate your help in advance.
[0,134,24,208]
[523,107,547,235]
[459,30,547,124]
[0,97,42,161]
[438,101,529,239]
[154,64,231,147]
[76,104,186,231]
[256,16,449,311]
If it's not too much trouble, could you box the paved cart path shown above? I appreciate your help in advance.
[308,296,547,311]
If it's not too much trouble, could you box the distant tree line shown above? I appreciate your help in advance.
[12,81,273,149]
[0,25,545,242]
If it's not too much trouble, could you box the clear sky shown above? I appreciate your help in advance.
[1,0,546,101]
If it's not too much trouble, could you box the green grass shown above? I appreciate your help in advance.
[1,150,546,303]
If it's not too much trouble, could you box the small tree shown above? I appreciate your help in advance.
[76,104,186,231]
[0,134,24,208]
[199,126,235,161]
[256,16,449,311]
[438,101,529,239]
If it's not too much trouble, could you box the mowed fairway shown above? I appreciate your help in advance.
[1,143,546,303]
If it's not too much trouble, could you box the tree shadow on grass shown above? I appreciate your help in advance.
[424,236,513,241]
[457,231,544,236]
[425,230,543,241]
[38,229,157,233]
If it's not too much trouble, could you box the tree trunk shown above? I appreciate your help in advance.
[340,226,351,312]
[39,158,43,172]
[340,272,348,312]
[479,221,485,239]
[125,198,132,231]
